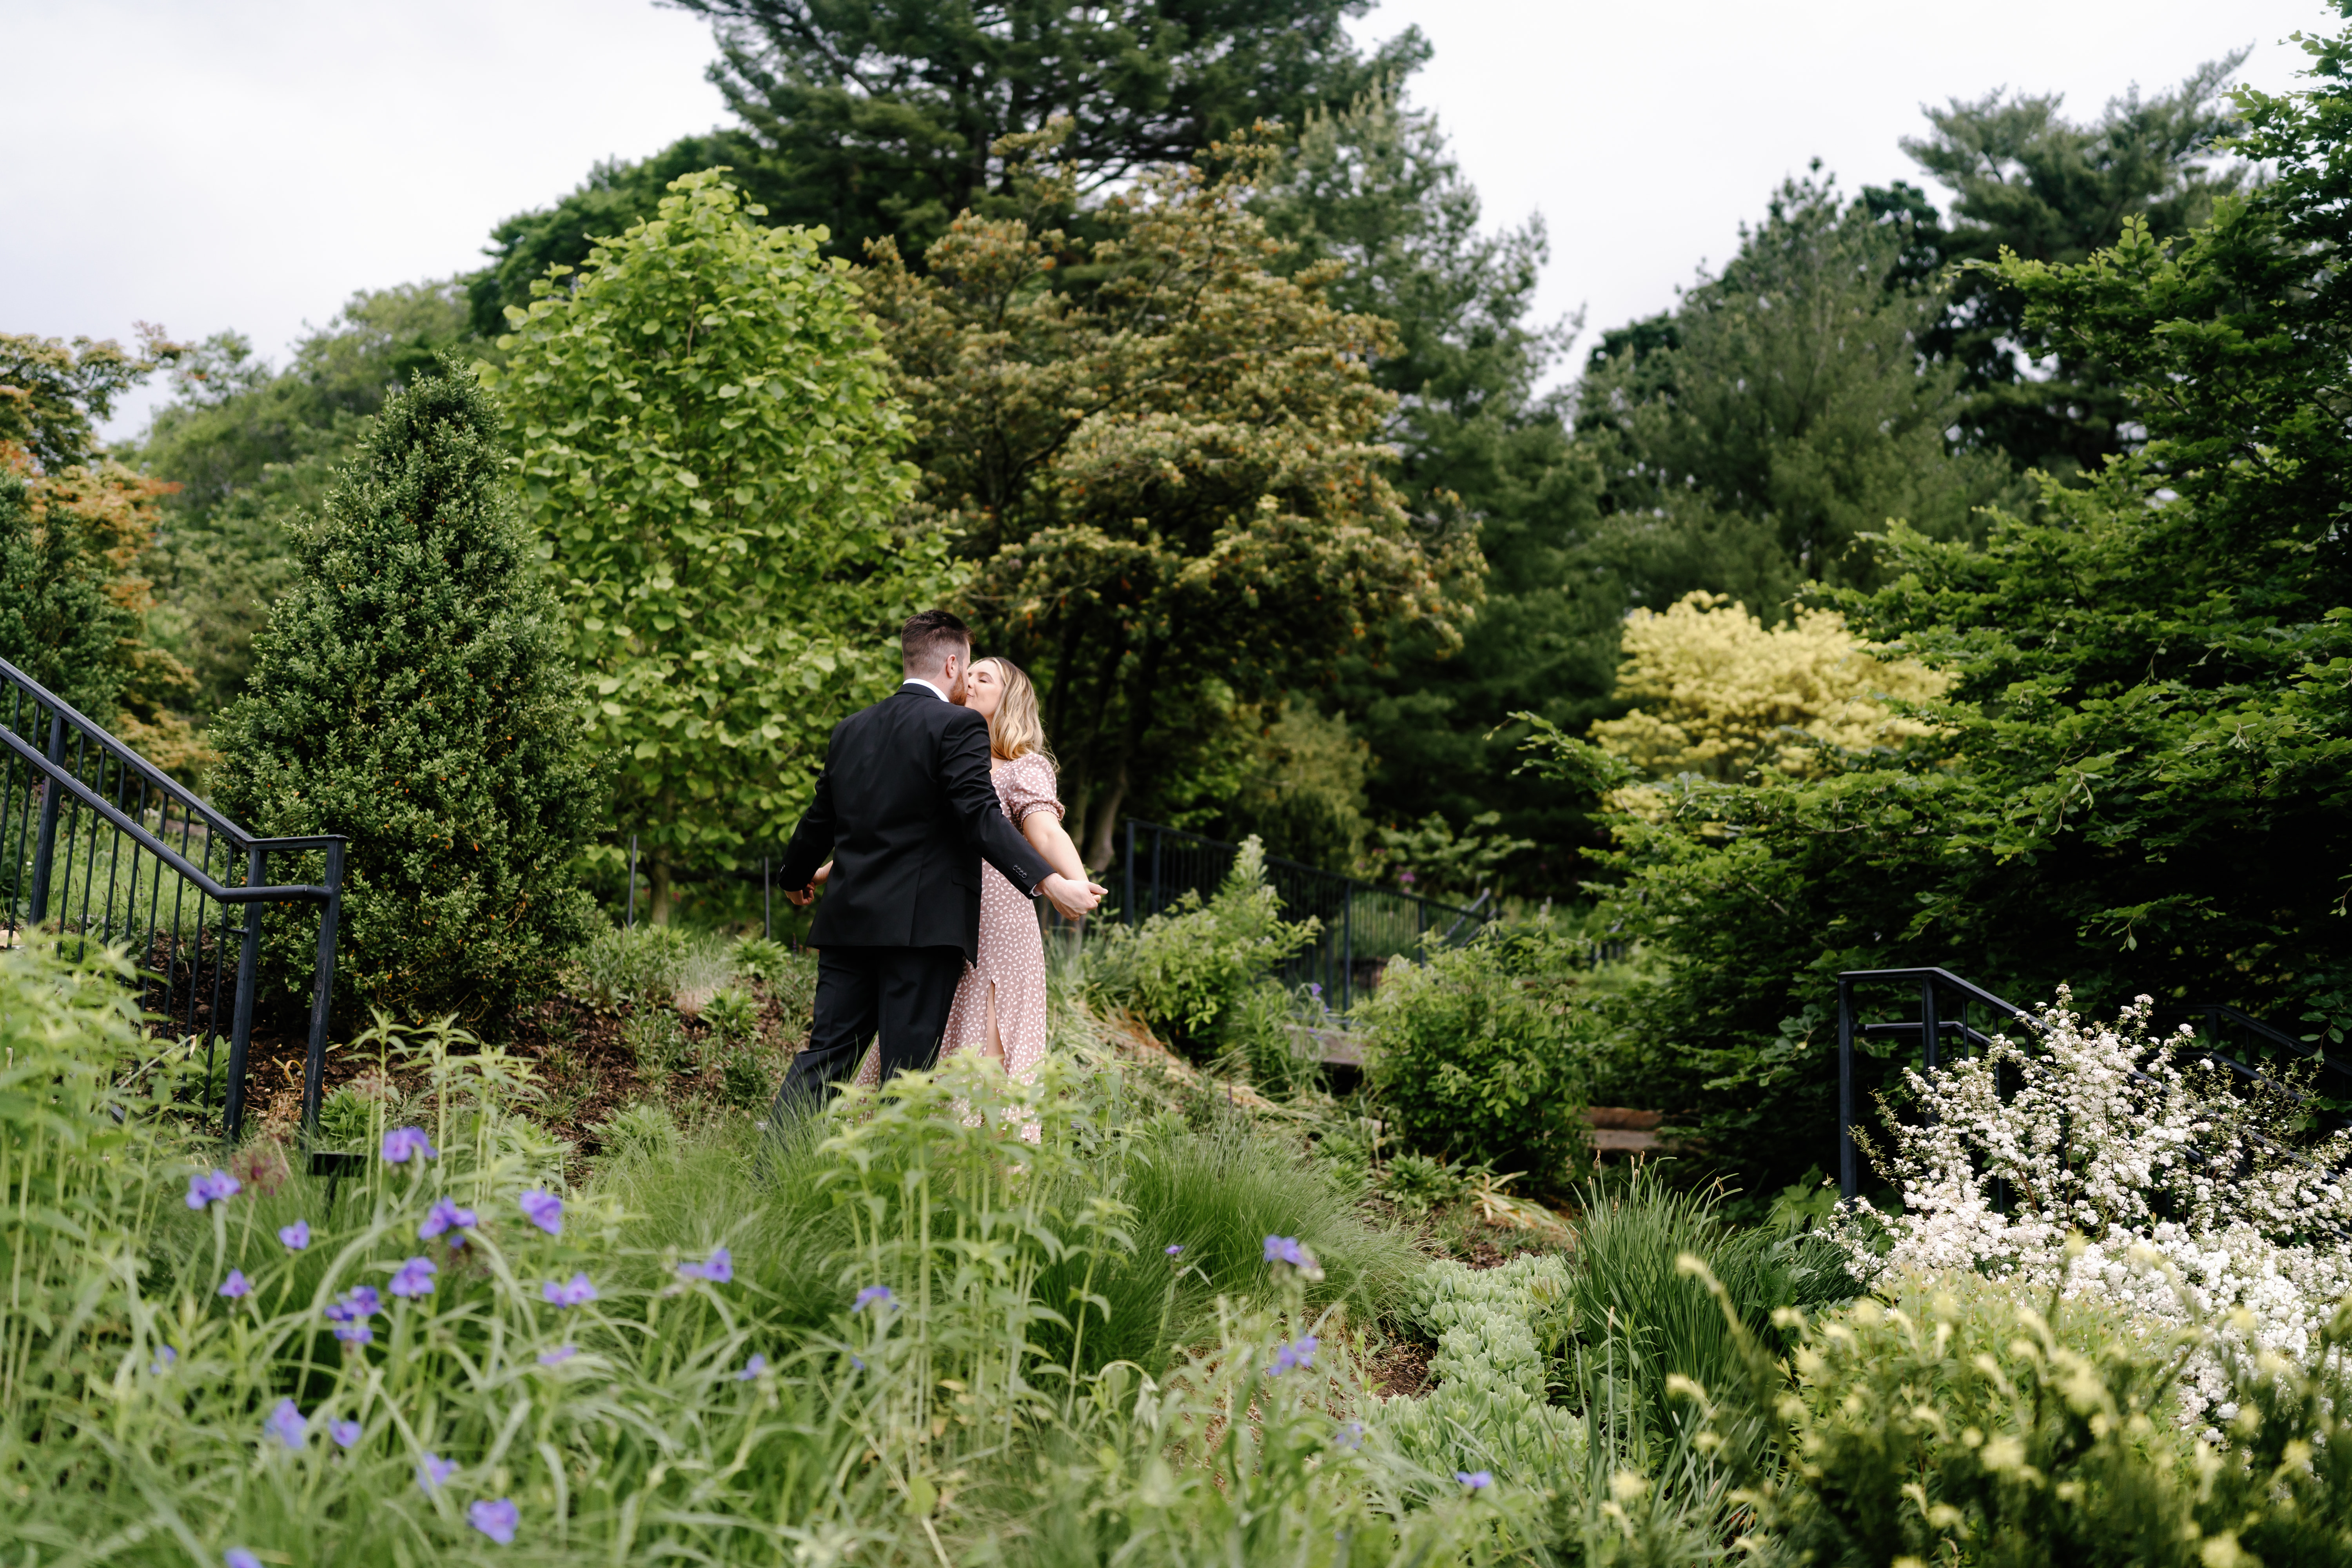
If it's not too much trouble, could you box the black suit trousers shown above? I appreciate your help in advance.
[771,944,966,1116]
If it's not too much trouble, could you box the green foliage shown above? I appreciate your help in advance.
[668,0,1428,264]
[0,469,135,717]
[1700,1270,2352,1566]
[1384,1252,1584,1480]
[701,985,760,1046]
[466,133,789,338]
[1087,836,1318,1054]
[1258,86,1618,892]
[213,364,599,1024]
[1900,56,2251,480]
[1357,927,1584,1183]
[1207,697,1374,873]
[489,170,946,916]
[0,323,182,472]
[132,283,475,717]
[1562,1168,1856,1455]
[568,920,691,1011]
[868,126,1471,863]
[5,1010,1490,1565]
[1562,23,2352,1192]
[1372,809,1531,900]
[1576,171,2016,601]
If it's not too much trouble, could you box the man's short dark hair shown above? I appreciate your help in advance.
[901,609,971,674]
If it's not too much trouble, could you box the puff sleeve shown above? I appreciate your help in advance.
[1000,752,1063,826]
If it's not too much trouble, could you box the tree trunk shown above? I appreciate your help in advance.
[1083,761,1127,872]
[647,855,673,926]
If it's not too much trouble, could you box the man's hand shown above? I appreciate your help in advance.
[1039,872,1107,920]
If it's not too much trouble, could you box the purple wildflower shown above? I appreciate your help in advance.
[518,1189,563,1236]
[418,1198,477,1244]
[677,1247,733,1284]
[218,1269,252,1299]
[388,1256,437,1298]
[325,1286,381,1345]
[736,1354,767,1380]
[278,1218,310,1250]
[1270,1334,1318,1376]
[381,1127,436,1164]
[851,1355,865,1371]
[1455,1470,1493,1492]
[468,1497,519,1545]
[541,1273,597,1308]
[1334,1421,1365,1451]
[1399,870,1417,886]
[1263,1235,1307,1267]
[329,1418,362,1450]
[226,1550,263,1568]
[1307,983,1323,998]
[537,1344,578,1367]
[852,1285,894,1313]
[1165,1244,1184,1257]
[263,1398,306,1450]
[185,1170,241,1210]
[151,1345,176,1374]
[416,1452,455,1493]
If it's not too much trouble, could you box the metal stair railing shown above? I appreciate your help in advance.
[0,657,345,1141]
[1837,966,2351,1201]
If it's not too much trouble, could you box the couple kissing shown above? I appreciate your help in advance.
[768,610,1106,1122]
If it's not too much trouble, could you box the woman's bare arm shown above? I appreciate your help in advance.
[1022,812,1090,884]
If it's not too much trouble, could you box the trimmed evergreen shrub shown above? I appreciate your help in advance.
[214,362,598,1024]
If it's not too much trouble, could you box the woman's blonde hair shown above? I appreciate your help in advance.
[973,657,1051,763]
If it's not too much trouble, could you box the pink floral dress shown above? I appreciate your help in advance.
[853,751,1060,1094]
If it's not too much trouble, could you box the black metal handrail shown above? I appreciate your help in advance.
[1837,966,2342,1200]
[0,657,345,1140]
[1118,819,1492,1014]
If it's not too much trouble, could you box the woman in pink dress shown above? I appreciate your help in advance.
[841,657,1088,1096]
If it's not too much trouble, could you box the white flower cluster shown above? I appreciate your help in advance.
[1836,987,2352,1423]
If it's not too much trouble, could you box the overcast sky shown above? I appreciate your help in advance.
[0,0,2326,441]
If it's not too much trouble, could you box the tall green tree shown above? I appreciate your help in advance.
[131,281,475,716]
[1252,88,1614,884]
[867,125,1472,866]
[488,171,947,921]
[676,0,1424,256]
[1575,171,2016,604]
[1901,57,2251,479]
[466,134,793,340]
[0,470,135,720]
[214,365,599,1024]
[1539,15,2352,1197]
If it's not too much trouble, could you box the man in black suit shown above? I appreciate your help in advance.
[769,610,1103,1113]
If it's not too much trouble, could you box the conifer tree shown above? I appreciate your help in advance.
[214,363,599,1024]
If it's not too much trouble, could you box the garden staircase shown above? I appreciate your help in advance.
[0,657,344,1141]
[1835,966,2351,1200]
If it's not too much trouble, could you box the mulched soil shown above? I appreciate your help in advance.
[236,986,812,1159]
[1365,1338,1434,1399]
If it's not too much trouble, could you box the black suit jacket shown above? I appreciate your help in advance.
[777,685,1050,959]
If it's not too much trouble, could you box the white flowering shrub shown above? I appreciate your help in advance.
[1840,987,2352,1421]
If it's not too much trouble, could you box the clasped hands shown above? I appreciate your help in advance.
[784,862,1107,918]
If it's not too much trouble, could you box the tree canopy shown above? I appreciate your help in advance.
[488,171,949,918]
[1541,19,2352,1194]
[1900,57,2252,480]
[866,125,1471,864]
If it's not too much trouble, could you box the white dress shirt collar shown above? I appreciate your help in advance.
[902,677,952,702]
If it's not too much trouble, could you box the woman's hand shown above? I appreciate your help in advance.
[786,860,832,908]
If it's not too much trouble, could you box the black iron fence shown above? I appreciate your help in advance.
[0,658,345,1140]
[1119,819,1490,1013]
[1835,966,2352,1200]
